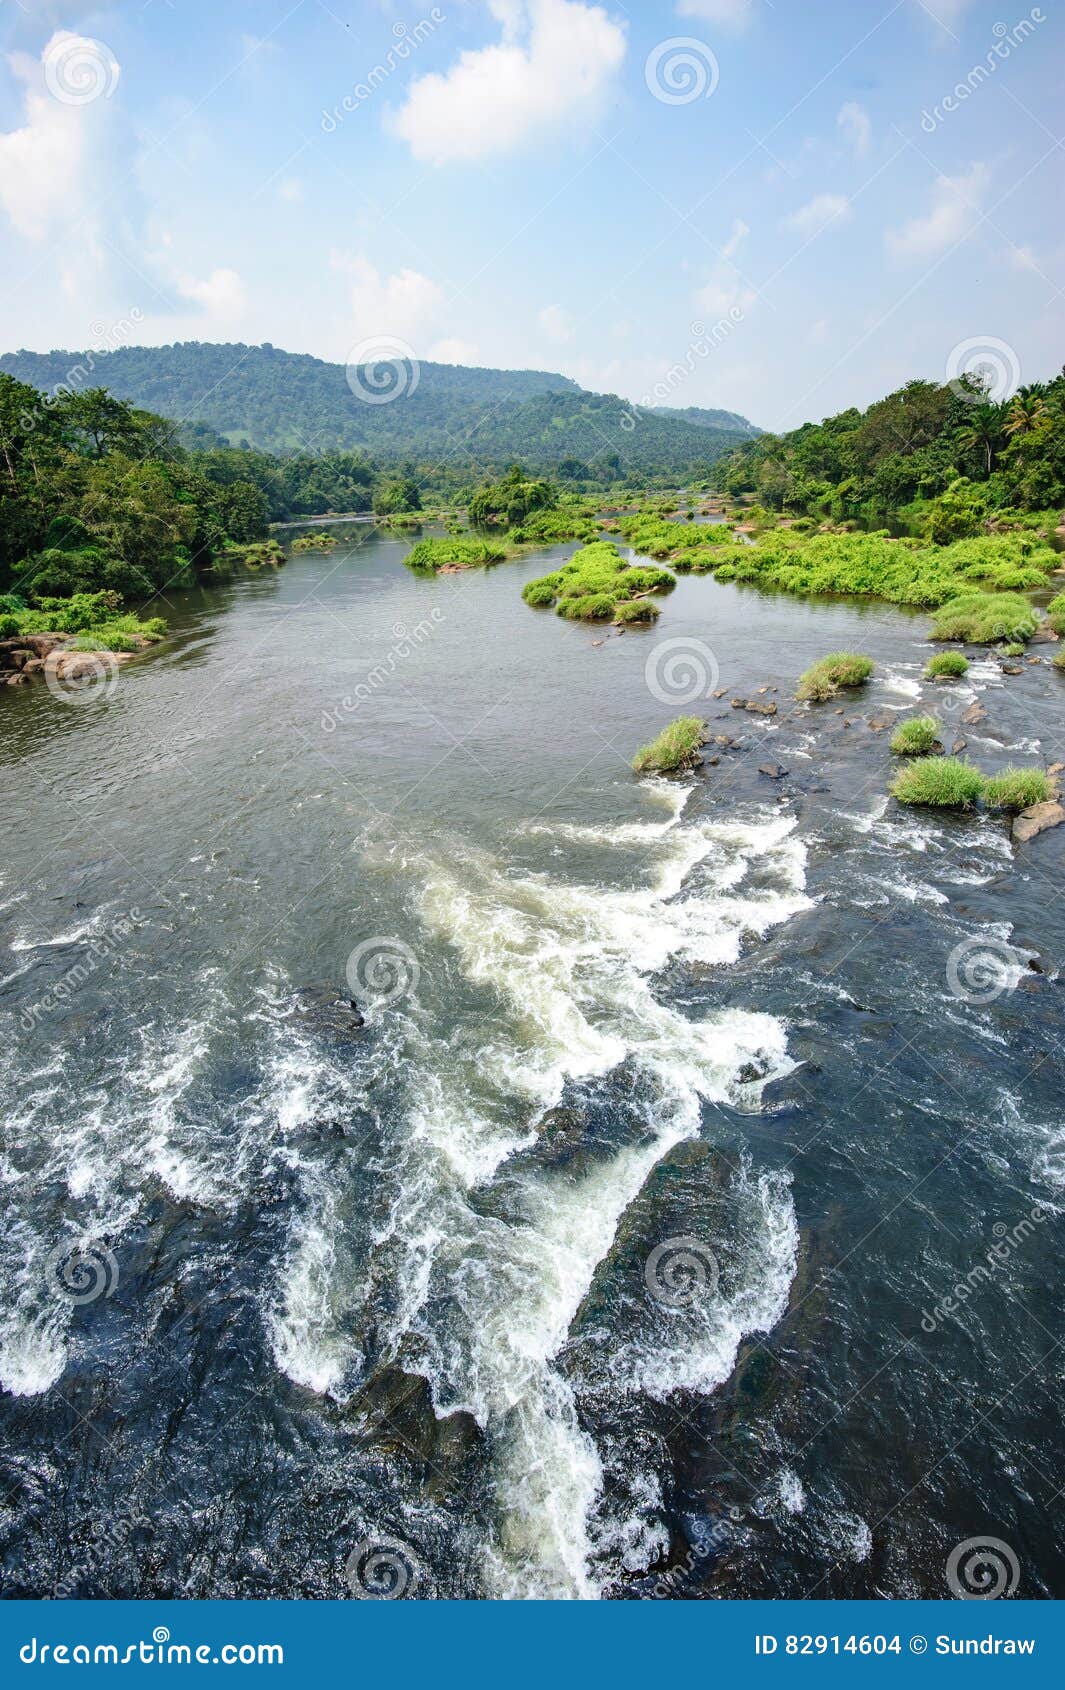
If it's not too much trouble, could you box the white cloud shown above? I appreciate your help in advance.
[538,304,573,343]
[429,337,481,364]
[0,34,119,240]
[677,0,755,27]
[331,252,444,344]
[178,268,248,319]
[389,0,627,166]
[784,192,851,237]
[886,161,988,259]
[695,218,756,317]
[837,100,871,158]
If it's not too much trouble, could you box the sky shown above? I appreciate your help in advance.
[0,0,1062,431]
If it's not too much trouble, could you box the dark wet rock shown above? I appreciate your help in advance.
[350,1366,482,1495]
[1013,801,1065,843]
[706,755,720,766]
[538,1102,592,1154]
[961,702,987,726]
[290,982,366,1035]
[758,763,786,780]
[1000,662,1024,675]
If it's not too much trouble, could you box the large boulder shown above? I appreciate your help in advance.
[1013,801,1065,844]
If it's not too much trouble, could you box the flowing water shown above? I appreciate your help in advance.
[1,525,1063,1599]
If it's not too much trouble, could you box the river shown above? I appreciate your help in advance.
[1,522,1063,1599]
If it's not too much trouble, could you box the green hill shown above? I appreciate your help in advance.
[0,343,758,479]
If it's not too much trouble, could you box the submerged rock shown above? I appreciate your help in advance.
[758,763,787,780]
[731,697,777,716]
[290,982,366,1035]
[961,702,987,726]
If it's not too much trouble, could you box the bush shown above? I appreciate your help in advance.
[405,536,507,571]
[891,757,984,808]
[796,651,874,702]
[930,591,1038,644]
[522,540,675,620]
[632,716,706,774]
[614,597,661,623]
[890,716,941,755]
[925,651,969,678]
[982,767,1053,810]
[522,577,558,607]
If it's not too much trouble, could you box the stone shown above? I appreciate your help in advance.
[758,763,786,779]
[1030,626,1060,644]
[1012,801,1065,844]
[952,737,968,754]
[962,702,987,726]
[867,716,892,732]
[1000,662,1024,675]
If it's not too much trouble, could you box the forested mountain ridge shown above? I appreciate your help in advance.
[0,343,758,476]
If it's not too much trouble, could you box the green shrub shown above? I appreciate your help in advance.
[632,716,706,773]
[522,540,675,620]
[1053,650,1065,671]
[891,757,984,808]
[522,577,558,607]
[925,651,969,678]
[796,651,874,702]
[614,597,661,623]
[0,613,19,637]
[982,767,1053,810]
[405,536,507,571]
[890,716,941,755]
[930,592,1038,644]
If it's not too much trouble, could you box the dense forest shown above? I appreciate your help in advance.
[0,344,757,480]
[719,371,1065,528]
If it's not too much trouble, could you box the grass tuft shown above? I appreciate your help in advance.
[796,651,874,702]
[632,716,706,774]
[982,767,1053,811]
[925,651,969,678]
[890,716,941,755]
[891,757,984,808]
[930,591,1038,645]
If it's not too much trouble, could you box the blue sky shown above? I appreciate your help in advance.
[0,0,1061,430]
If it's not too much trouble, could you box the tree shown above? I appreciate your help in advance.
[957,402,1005,477]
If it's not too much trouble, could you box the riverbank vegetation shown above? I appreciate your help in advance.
[632,716,706,773]
[0,590,165,651]
[291,532,338,552]
[718,368,1065,523]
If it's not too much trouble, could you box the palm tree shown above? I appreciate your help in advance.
[959,402,1006,477]
[1004,391,1050,439]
